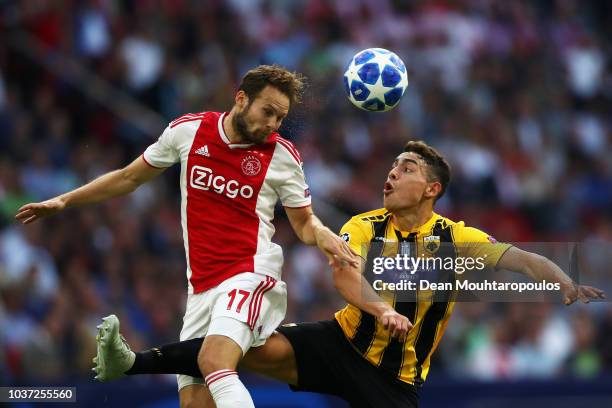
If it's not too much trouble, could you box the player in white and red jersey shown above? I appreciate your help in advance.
[16,65,358,408]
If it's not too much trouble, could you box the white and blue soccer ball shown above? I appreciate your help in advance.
[343,48,408,112]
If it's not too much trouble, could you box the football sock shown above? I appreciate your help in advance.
[205,370,254,408]
[126,337,204,377]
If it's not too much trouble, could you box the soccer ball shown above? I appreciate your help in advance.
[343,48,408,112]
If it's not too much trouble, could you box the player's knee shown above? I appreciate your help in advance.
[198,349,228,377]
[198,335,243,377]
[198,346,236,377]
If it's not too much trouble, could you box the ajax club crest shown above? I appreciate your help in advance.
[241,155,261,176]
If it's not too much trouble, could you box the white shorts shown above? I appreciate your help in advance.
[177,272,286,390]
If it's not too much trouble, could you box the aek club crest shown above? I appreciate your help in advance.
[423,235,440,255]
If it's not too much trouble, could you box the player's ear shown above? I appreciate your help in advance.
[425,181,441,199]
[235,90,249,109]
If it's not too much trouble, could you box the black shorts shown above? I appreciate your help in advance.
[276,320,419,408]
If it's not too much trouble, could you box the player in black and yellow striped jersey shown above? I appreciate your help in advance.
[335,208,512,387]
[93,141,605,408]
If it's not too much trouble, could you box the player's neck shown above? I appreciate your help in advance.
[390,206,433,232]
[223,111,244,144]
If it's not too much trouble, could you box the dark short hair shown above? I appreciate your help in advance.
[238,65,306,106]
[403,140,451,201]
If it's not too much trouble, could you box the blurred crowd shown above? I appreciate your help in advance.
[1,0,612,385]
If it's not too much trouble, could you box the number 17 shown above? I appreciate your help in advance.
[227,289,250,313]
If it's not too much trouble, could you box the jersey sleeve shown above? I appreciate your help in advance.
[455,226,512,268]
[143,125,180,168]
[276,144,311,208]
[339,217,372,259]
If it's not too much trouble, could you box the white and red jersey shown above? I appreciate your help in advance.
[142,111,311,294]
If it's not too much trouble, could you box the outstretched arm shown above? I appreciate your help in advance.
[16,156,165,224]
[496,246,606,305]
[331,257,412,341]
[284,206,359,267]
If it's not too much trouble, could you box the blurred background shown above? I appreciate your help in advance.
[1,0,612,407]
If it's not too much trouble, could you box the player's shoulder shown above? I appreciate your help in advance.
[169,111,212,129]
[341,209,389,241]
[434,214,471,234]
[433,214,463,229]
[438,215,496,241]
[351,208,391,224]
[273,134,303,166]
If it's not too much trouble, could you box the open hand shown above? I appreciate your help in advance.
[15,198,66,224]
[315,228,359,268]
[562,283,606,305]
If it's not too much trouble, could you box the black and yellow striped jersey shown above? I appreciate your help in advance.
[334,208,512,386]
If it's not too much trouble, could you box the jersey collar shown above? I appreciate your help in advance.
[392,212,440,235]
[218,112,254,149]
